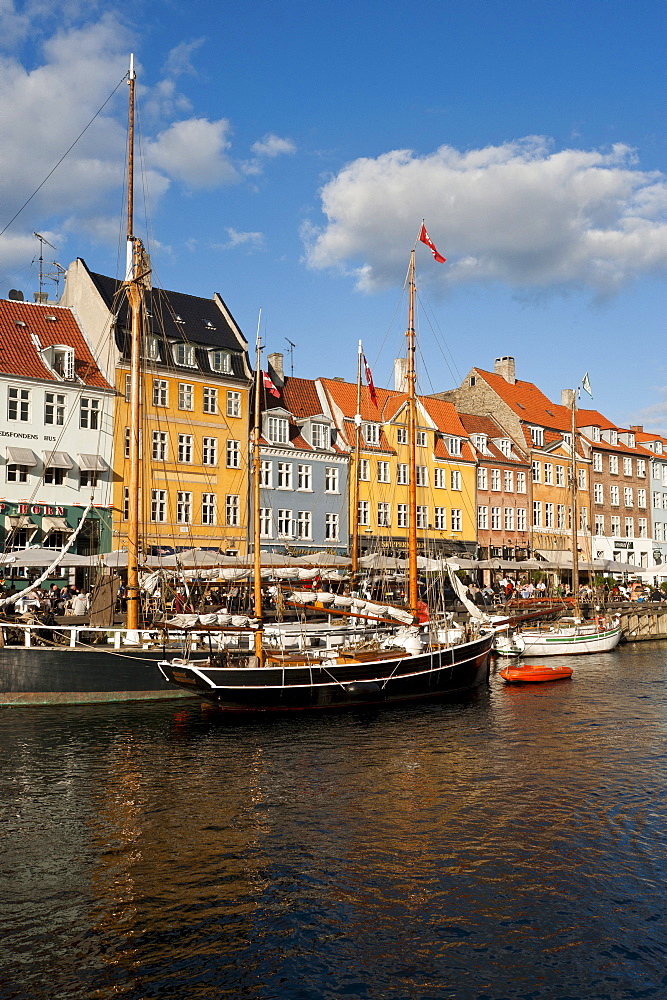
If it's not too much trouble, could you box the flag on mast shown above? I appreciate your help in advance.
[262,370,280,398]
[363,354,378,407]
[581,373,593,398]
[418,222,446,263]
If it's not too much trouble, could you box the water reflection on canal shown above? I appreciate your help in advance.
[1,642,666,999]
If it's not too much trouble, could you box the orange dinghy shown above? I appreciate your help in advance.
[499,663,573,684]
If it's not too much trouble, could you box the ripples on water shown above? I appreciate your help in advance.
[1,643,667,999]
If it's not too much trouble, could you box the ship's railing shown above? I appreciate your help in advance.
[0,623,217,650]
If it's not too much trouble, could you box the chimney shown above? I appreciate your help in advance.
[33,292,48,304]
[267,351,284,387]
[494,356,516,384]
[630,425,643,432]
[561,389,575,408]
[394,357,407,392]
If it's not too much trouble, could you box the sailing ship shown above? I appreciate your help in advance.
[158,229,496,710]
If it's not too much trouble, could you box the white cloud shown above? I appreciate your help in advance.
[242,133,296,176]
[212,228,266,252]
[304,137,667,296]
[147,117,239,190]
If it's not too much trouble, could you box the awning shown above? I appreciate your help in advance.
[79,453,108,472]
[42,515,72,535]
[6,514,38,531]
[6,447,38,466]
[536,548,573,566]
[43,450,73,469]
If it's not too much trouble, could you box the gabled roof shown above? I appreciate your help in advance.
[258,375,344,453]
[457,412,528,464]
[0,299,111,389]
[474,368,572,432]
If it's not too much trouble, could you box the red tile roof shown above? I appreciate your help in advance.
[475,368,572,431]
[0,299,111,389]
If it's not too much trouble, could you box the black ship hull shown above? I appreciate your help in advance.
[158,632,494,712]
[0,646,203,706]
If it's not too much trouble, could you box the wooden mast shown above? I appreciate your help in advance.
[124,54,142,633]
[406,249,419,613]
[252,324,264,662]
[350,340,363,585]
[570,388,580,606]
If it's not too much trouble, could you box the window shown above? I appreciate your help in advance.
[416,431,427,447]
[472,434,487,453]
[595,514,605,535]
[144,335,160,361]
[624,487,633,508]
[611,515,621,535]
[397,504,408,528]
[655,522,664,542]
[451,509,462,531]
[656,442,664,455]
[610,485,619,506]
[591,426,601,442]
[277,462,292,489]
[532,461,541,483]
[210,350,231,373]
[499,439,512,457]
[533,501,542,527]
[553,465,563,487]
[358,500,369,526]
[359,459,370,481]
[260,460,272,487]
[7,464,28,483]
[297,511,312,539]
[124,374,132,402]
[593,452,603,472]
[447,437,462,456]
[174,342,196,367]
[451,470,462,490]
[151,489,166,522]
[477,467,488,490]
[609,454,618,474]
[178,434,193,463]
[396,426,407,444]
[504,470,514,492]
[44,467,65,485]
[624,517,634,538]
[504,507,515,531]
[377,461,390,483]
[594,483,603,504]
[325,467,339,493]
[638,517,648,538]
[517,508,527,532]
[178,383,194,410]
[563,433,572,448]
[377,502,390,527]
[80,471,99,488]
[50,346,74,380]
[609,429,618,446]
[653,461,661,480]
[152,431,167,461]
[653,491,662,508]
[202,493,216,525]
[516,471,526,494]
[225,494,240,526]
[530,426,544,447]
[79,397,100,429]
[578,468,587,490]
[124,427,130,458]
[544,463,553,485]
[579,507,588,531]
[227,391,241,417]
[398,463,409,485]
[153,379,168,407]
[203,437,217,466]
[177,491,192,524]
[267,415,288,444]
[203,387,218,414]
[297,464,312,490]
[226,440,240,468]
[435,507,447,530]
[44,392,65,425]
[123,487,129,521]
[557,504,566,529]
[416,466,428,487]
[311,422,329,449]
[416,506,428,529]
[8,387,30,421]
[491,469,501,491]
[477,506,488,530]
[623,457,632,476]
[259,508,272,537]
[491,506,501,530]
[638,489,646,508]
[545,502,554,528]
[325,512,339,540]
[637,459,646,478]
[364,423,380,445]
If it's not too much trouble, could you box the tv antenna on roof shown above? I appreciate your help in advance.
[33,233,65,300]
[285,338,297,376]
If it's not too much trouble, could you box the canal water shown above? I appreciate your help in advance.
[1,643,666,1000]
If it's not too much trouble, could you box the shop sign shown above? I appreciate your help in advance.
[0,503,66,516]
[614,540,634,549]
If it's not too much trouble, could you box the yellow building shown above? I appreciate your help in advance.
[60,259,253,555]
[318,379,477,557]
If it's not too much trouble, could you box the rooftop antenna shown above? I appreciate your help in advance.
[285,337,297,376]
[33,233,65,299]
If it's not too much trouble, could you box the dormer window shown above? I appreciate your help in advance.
[173,342,196,367]
[143,334,160,361]
[563,432,572,446]
[448,436,462,456]
[41,344,75,381]
[529,426,544,447]
[627,433,635,448]
[592,426,601,442]
[609,429,618,446]
[311,422,329,449]
[364,423,380,445]
[498,439,512,457]
[267,415,289,445]
[174,315,185,324]
[210,349,232,373]
[656,441,663,455]
[472,434,488,453]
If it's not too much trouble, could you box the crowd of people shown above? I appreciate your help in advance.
[0,582,90,617]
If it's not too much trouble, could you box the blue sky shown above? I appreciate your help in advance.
[0,0,664,429]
